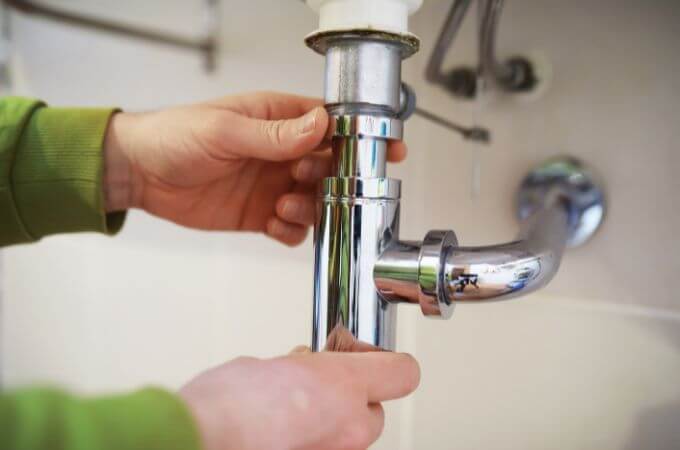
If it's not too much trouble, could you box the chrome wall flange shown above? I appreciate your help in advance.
[517,156,606,248]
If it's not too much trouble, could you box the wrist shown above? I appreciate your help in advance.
[103,112,141,212]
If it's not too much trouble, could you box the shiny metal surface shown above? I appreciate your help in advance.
[444,205,568,302]
[398,82,492,143]
[306,19,604,350]
[332,137,388,178]
[313,183,401,351]
[374,157,606,315]
[373,240,421,307]
[322,177,401,199]
[329,114,404,140]
[308,29,415,351]
[517,156,606,248]
[324,39,403,112]
[328,115,403,178]
[313,115,402,350]
[417,230,458,317]
[375,231,458,318]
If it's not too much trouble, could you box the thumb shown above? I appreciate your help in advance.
[224,106,328,161]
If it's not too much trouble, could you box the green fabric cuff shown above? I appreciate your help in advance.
[10,104,126,243]
[0,97,45,246]
[1,387,203,450]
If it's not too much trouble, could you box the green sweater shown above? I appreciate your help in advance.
[0,98,202,450]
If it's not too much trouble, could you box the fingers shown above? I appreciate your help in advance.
[265,217,309,247]
[364,403,386,446]
[269,193,314,247]
[304,351,420,403]
[292,152,332,184]
[337,403,385,450]
[344,352,421,403]
[208,91,407,165]
[214,91,324,120]
[220,106,329,162]
[387,141,408,163]
[276,193,316,226]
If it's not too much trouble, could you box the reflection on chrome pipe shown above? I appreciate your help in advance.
[307,30,419,352]
[374,157,606,318]
[444,204,568,302]
[374,206,567,313]
[312,178,401,352]
[305,6,606,349]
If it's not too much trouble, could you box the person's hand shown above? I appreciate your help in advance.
[104,92,407,245]
[179,348,420,450]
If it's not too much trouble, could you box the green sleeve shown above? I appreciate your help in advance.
[0,96,126,247]
[0,387,203,450]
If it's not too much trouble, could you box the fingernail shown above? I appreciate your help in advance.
[299,108,318,135]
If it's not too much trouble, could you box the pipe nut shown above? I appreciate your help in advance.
[328,114,404,140]
[417,230,457,319]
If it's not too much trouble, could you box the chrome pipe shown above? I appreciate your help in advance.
[307,32,418,351]
[313,177,402,352]
[374,157,606,319]
[306,25,605,351]
[373,205,568,313]
[444,205,568,302]
[324,39,404,113]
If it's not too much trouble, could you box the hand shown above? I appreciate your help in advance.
[179,349,420,450]
[104,92,407,246]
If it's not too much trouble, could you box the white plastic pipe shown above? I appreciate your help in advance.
[306,0,423,35]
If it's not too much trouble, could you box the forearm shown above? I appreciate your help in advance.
[0,387,202,450]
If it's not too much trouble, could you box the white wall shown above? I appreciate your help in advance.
[1,1,679,449]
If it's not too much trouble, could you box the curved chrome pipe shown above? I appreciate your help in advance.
[374,157,606,319]
[374,204,568,317]
[444,204,568,303]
